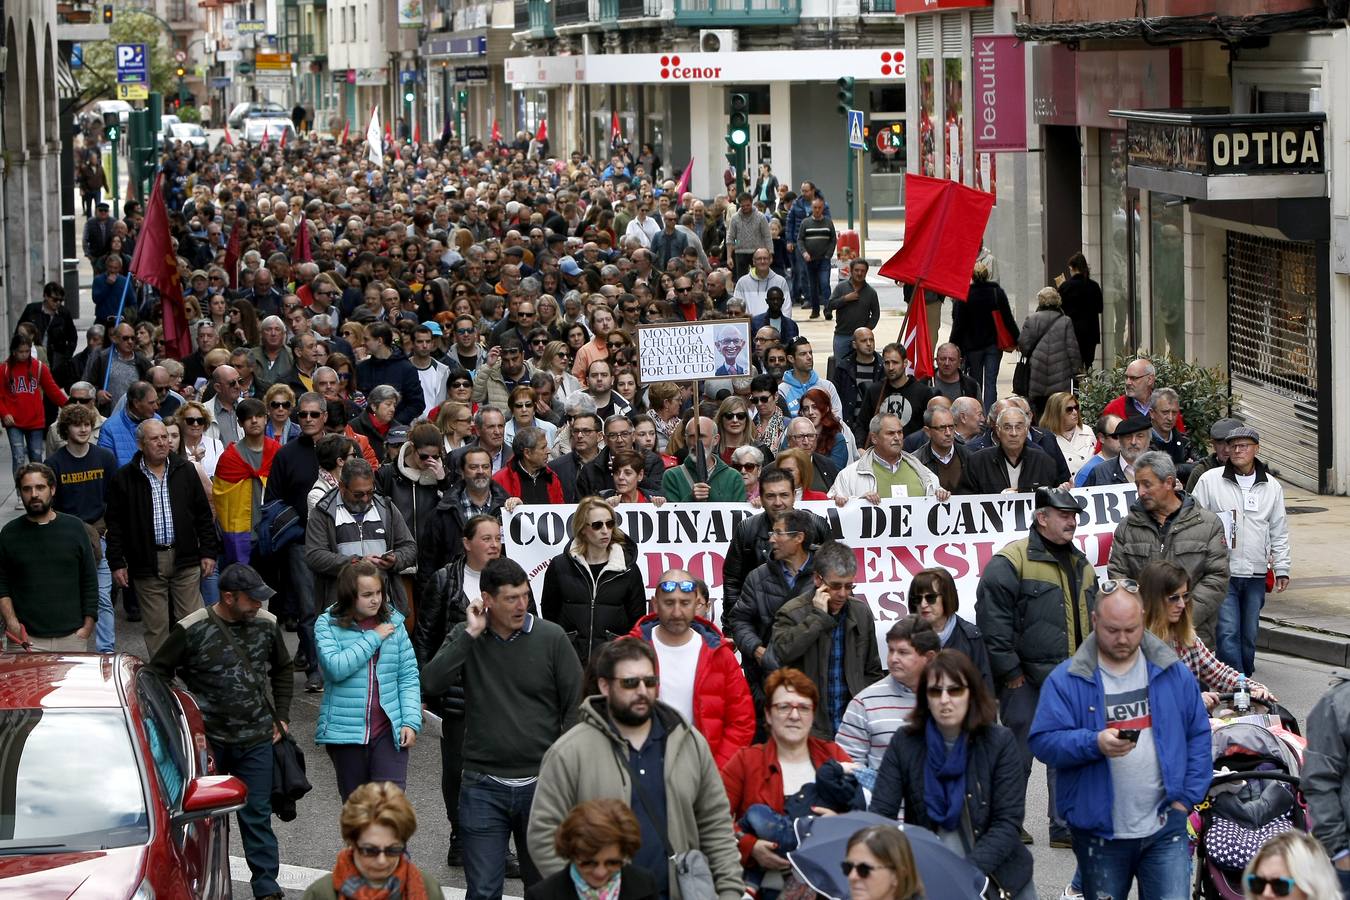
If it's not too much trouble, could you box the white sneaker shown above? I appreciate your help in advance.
[1060,884,1084,900]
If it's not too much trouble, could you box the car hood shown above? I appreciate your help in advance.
[0,845,145,898]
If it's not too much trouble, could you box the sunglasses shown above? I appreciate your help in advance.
[674,287,690,293]
[730,462,760,472]
[723,411,748,421]
[182,416,207,425]
[338,372,350,381]
[1066,405,1080,413]
[926,683,969,699]
[1099,578,1140,595]
[586,519,615,531]
[752,394,774,403]
[614,675,659,689]
[450,379,472,388]
[1166,590,1192,605]
[658,580,697,593]
[915,592,942,607]
[1245,876,1297,897]
[72,396,96,405]
[355,844,406,859]
[418,451,442,462]
[296,410,324,420]
[840,862,893,879]
[269,401,292,410]
[513,401,534,409]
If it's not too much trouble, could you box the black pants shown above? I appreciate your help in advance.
[439,714,467,832]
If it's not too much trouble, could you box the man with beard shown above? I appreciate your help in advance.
[0,463,98,650]
[528,636,744,900]
[858,342,933,437]
[422,558,582,900]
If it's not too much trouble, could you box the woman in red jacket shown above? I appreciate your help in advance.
[721,668,858,898]
[0,330,67,488]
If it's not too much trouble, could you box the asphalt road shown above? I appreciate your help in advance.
[93,608,1339,900]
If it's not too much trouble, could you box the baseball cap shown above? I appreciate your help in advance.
[219,563,277,600]
[421,321,443,336]
[1035,487,1080,513]
[1112,416,1152,437]
[1209,417,1243,441]
[1226,425,1261,443]
[387,425,411,446]
[559,256,582,277]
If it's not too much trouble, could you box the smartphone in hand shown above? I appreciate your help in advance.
[1117,729,1141,743]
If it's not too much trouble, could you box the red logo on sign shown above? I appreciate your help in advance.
[660,55,681,79]
[879,50,903,76]
[658,54,722,80]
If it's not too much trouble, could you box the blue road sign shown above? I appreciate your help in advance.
[116,43,148,84]
[847,109,866,150]
[71,44,84,68]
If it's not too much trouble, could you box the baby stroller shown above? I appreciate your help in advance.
[1193,718,1307,899]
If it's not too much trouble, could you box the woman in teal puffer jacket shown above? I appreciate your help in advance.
[315,559,423,801]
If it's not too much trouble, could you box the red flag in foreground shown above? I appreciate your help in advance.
[414,120,422,145]
[899,294,935,380]
[674,157,694,199]
[878,174,995,302]
[130,174,190,359]
[535,119,548,142]
[491,119,502,144]
[610,111,622,148]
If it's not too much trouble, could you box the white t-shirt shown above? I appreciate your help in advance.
[653,628,703,725]
[462,565,482,608]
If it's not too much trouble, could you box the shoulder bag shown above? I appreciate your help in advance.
[209,612,312,821]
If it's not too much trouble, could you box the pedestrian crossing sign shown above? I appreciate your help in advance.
[847,109,866,150]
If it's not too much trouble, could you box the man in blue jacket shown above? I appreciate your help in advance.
[1029,583,1211,900]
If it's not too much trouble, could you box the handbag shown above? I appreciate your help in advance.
[209,612,312,821]
[630,761,719,900]
[1012,356,1031,397]
[993,310,1017,352]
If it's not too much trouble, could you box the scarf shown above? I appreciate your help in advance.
[568,862,623,900]
[331,846,429,900]
[923,720,968,832]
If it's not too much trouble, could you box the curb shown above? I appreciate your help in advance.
[1257,617,1350,667]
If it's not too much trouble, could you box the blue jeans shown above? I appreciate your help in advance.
[1072,807,1192,900]
[211,739,280,898]
[459,771,541,900]
[287,542,317,673]
[200,566,220,605]
[7,427,44,479]
[964,346,1002,413]
[806,258,831,315]
[1217,576,1266,676]
[832,334,854,370]
[95,537,115,653]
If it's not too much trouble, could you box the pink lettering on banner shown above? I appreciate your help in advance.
[972,35,1027,153]
[506,485,1133,657]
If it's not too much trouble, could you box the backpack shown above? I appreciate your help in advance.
[255,499,303,560]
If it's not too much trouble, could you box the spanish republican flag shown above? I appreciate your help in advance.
[212,438,280,565]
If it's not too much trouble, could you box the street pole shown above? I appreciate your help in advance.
[857,149,868,262]
[846,142,855,231]
[109,134,121,219]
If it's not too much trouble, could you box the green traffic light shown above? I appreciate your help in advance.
[729,128,748,147]
[404,91,415,103]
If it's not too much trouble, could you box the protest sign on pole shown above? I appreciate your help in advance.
[506,485,1136,654]
[636,319,752,383]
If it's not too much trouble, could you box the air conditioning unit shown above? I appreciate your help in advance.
[699,29,737,53]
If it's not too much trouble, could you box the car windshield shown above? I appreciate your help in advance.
[0,709,148,854]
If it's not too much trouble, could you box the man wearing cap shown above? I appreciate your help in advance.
[1083,415,1153,486]
[1185,417,1241,491]
[151,563,294,900]
[83,200,114,264]
[1191,426,1291,675]
[976,486,1099,847]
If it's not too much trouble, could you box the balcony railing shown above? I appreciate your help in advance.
[297,33,326,56]
[554,0,590,25]
[673,0,798,25]
[861,0,893,11]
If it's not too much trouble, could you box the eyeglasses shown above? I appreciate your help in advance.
[607,342,626,351]
[182,416,207,425]
[723,411,748,421]
[450,379,472,388]
[221,379,241,387]
[915,592,942,607]
[674,287,690,293]
[769,529,802,538]
[1166,590,1192,606]
[927,683,969,699]
[1099,579,1140,595]
[730,462,760,472]
[1065,405,1080,413]
[658,580,697,593]
[586,519,615,531]
[1246,876,1297,897]
[355,844,406,859]
[573,426,597,436]
[605,430,632,440]
[615,675,659,689]
[752,394,774,404]
[771,701,813,716]
[296,410,324,420]
[840,862,894,879]
[269,401,292,410]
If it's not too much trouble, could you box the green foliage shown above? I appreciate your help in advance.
[79,11,178,100]
[1077,352,1234,455]
[177,105,201,124]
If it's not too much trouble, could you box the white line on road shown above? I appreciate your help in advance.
[230,855,523,899]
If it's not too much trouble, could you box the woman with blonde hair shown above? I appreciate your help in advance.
[175,400,224,476]
[1243,832,1340,900]
[301,781,440,899]
[539,340,583,400]
[1040,391,1095,478]
[263,382,301,443]
[435,400,475,451]
[774,447,827,501]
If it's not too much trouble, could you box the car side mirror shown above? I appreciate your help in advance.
[171,775,248,827]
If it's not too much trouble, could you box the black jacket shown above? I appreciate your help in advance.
[262,433,319,528]
[1057,272,1103,366]
[960,443,1061,495]
[526,866,660,900]
[869,724,1033,894]
[106,452,220,577]
[722,510,830,635]
[832,350,884,441]
[375,446,452,569]
[951,279,1017,354]
[18,303,77,373]
[913,440,971,495]
[967,426,1071,486]
[416,480,508,593]
[945,616,995,695]
[548,449,594,504]
[576,446,667,499]
[355,349,426,425]
[541,541,647,663]
[728,555,817,705]
[347,410,392,463]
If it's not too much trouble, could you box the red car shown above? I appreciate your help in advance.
[0,652,248,899]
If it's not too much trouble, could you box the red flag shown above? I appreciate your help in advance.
[394,141,403,162]
[899,293,935,380]
[535,119,547,142]
[610,111,622,148]
[341,119,350,144]
[260,126,269,150]
[130,174,190,359]
[877,174,995,302]
[280,127,287,148]
[385,119,392,142]
[674,157,694,199]
[296,218,312,263]
[224,218,245,290]
[491,119,502,144]
[223,124,234,146]
[414,120,422,145]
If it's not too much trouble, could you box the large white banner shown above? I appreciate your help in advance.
[505,485,1137,646]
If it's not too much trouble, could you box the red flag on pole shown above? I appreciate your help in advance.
[130,174,190,359]
[877,174,995,302]
[296,218,312,263]
[341,119,350,144]
[224,218,245,290]
[414,120,422,145]
[279,127,287,148]
[610,111,622,148]
[385,119,392,142]
[491,119,502,144]
[260,126,269,150]
[535,119,548,142]
[674,157,694,199]
[223,124,234,146]
[899,294,935,380]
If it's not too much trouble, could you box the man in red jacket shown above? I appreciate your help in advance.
[628,569,755,768]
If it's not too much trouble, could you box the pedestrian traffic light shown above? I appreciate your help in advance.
[457,89,468,107]
[103,111,120,142]
[837,77,855,115]
[727,92,749,148]
[102,4,113,23]
[404,89,415,104]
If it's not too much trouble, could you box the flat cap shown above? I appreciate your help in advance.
[1036,487,1081,512]
[1112,416,1152,437]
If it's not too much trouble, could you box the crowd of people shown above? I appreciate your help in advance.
[0,126,1341,900]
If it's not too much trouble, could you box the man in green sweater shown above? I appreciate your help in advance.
[422,557,582,900]
[0,463,97,651]
[661,416,748,503]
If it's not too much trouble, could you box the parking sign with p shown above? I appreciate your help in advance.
[116,43,148,85]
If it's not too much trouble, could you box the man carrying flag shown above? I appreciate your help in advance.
[610,111,622,150]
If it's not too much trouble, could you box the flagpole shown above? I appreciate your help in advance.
[102,273,136,392]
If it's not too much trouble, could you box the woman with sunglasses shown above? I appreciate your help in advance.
[227,299,261,349]
[263,383,301,444]
[1140,558,1273,713]
[539,341,583,401]
[542,496,647,663]
[749,375,788,452]
[1041,391,1095,479]
[300,781,441,900]
[526,798,659,900]
[175,401,224,476]
[841,827,925,900]
[870,649,1034,899]
[798,388,855,468]
[504,385,559,447]
[536,294,566,341]
[1242,833,1340,900]
[434,401,476,452]
[906,568,993,693]
[722,667,861,899]
[729,446,765,507]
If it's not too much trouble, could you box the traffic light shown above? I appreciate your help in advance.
[175,66,186,78]
[836,76,855,115]
[102,4,113,23]
[102,111,120,143]
[457,89,468,108]
[404,89,415,104]
[728,92,749,149]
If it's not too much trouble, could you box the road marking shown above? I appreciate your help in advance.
[230,855,524,899]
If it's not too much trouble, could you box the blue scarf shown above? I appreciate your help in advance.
[568,863,622,900]
[923,720,968,832]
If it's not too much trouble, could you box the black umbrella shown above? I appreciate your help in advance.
[787,811,986,900]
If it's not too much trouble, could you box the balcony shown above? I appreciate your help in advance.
[56,1,111,40]
[554,0,590,25]
[515,0,554,36]
[673,0,798,25]
[1018,0,1322,42]
[861,0,894,11]
[297,33,326,56]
